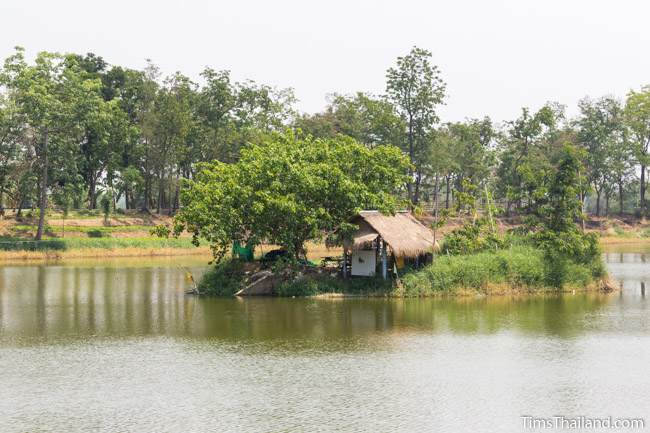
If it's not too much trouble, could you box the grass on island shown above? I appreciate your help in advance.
[397,245,606,297]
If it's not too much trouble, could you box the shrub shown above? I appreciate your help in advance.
[441,218,506,255]
[277,275,390,297]
[277,278,322,297]
[87,229,109,238]
[197,260,247,296]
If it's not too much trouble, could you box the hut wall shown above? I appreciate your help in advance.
[351,250,376,276]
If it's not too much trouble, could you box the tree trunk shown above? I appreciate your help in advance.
[595,188,601,217]
[16,197,24,218]
[88,177,97,210]
[641,164,646,215]
[167,172,174,215]
[35,128,49,241]
[605,192,610,217]
[413,172,421,205]
[619,182,625,216]
[445,176,451,209]
[142,138,150,212]
[407,115,414,204]
[157,170,163,214]
[433,175,439,245]
[173,168,181,212]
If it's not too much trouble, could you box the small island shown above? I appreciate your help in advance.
[163,132,611,298]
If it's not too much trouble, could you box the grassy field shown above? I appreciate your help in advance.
[0,211,212,262]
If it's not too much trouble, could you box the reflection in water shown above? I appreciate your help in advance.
[0,256,646,345]
[0,253,649,433]
[0,265,197,341]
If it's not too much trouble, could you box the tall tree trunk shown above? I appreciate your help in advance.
[433,175,439,245]
[88,177,97,210]
[605,192,610,217]
[157,170,163,214]
[0,186,4,219]
[167,173,174,215]
[124,186,130,210]
[413,172,421,205]
[16,197,24,218]
[619,181,625,216]
[595,188,601,217]
[142,138,150,212]
[406,115,414,204]
[641,164,646,215]
[173,167,181,212]
[445,176,451,209]
[35,128,49,241]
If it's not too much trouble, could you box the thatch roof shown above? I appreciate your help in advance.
[351,211,435,257]
[350,219,379,250]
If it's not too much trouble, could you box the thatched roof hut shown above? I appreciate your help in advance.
[342,211,436,279]
[350,211,436,257]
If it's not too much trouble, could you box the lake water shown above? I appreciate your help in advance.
[1,247,649,432]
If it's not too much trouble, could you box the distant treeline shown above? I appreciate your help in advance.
[1,46,649,240]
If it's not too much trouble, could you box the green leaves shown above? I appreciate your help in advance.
[172,131,410,262]
[386,46,446,126]
[386,46,447,204]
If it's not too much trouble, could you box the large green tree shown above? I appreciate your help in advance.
[1,48,106,238]
[170,131,410,261]
[386,46,446,205]
[576,96,626,215]
[624,86,650,215]
[523,144,600,287]
[496,105,562,214]
[0,93,25,213]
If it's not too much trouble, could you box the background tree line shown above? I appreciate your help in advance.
[1,46,649,240]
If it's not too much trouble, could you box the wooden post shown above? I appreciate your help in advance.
[381,240,387,280]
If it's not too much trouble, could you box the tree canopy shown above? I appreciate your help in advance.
[169,131,410,261]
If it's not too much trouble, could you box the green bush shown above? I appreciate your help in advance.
[87,229,109,238]
[197,260,246,296]
[277,275,391,297]
[441,218,506,255]
[277,278,322,297]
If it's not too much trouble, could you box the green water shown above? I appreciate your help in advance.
[0,251,649,432]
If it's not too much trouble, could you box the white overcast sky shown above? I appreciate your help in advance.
[2,0,649,123]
